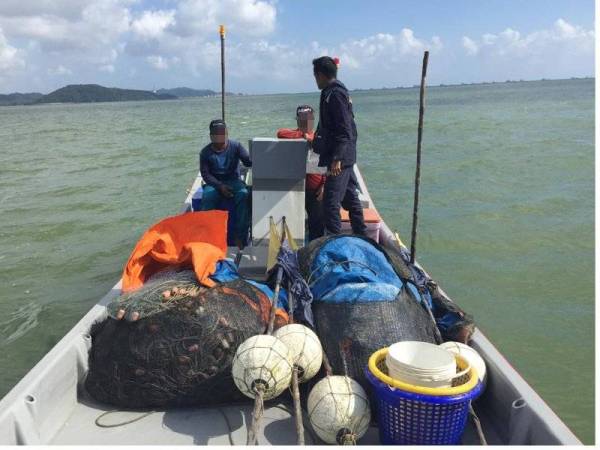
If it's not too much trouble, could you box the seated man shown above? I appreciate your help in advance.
[199,119,252,248]
[277,105,326,241]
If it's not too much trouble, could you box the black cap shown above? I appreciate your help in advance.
[209,119,227,133]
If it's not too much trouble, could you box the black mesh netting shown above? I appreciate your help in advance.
[85,270,277,408]
[312,288,438,389]
[297,235,473,389]
[379,240,475,342]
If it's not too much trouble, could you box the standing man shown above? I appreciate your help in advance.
[277,105,326,240]
[311,56,366,236]
[199,119,252,249]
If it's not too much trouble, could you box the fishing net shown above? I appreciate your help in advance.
[297,235,470,391]
[378,240,475,342]
[85,270,284,408]
[312,288,438,390]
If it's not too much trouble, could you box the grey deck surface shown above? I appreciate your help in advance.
[50,393,496,445]
[50,394,377,445]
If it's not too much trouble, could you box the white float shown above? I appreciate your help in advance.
[231,334,293,400]
[307,376,371,444]
[273,324,323,383]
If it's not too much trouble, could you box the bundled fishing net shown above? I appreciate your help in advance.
[85,270,283,408]
[297,235,473,390]
[378,240,475,342]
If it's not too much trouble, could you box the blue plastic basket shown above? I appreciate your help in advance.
[365,367,483,445]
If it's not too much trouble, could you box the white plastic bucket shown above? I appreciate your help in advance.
[386,341,459,388]
[439,341,486,383]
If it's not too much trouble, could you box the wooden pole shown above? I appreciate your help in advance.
[266,217,287,335]
[410,51,429,264]
[219,25,226,121]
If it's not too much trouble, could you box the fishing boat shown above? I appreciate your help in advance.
[0,141,582,444]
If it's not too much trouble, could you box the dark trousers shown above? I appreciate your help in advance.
[322,165,366,235]
[305,188,324,241]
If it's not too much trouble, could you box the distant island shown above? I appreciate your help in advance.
[156,87,240,98]
[0,84,243,106]
[0,92,44,106]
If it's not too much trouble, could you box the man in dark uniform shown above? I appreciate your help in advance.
[199,119,252,249]
[311,56,366,236]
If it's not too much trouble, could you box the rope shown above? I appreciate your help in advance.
[470,404,488,445]
[247,385,265,445]
[340,432,357,445]
[216,408,236,445]
[94,410,155,428]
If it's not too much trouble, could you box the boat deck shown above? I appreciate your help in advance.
[49,391,500,445]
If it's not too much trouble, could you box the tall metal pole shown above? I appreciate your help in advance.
[410,51,429,264]
[219,24,226,121]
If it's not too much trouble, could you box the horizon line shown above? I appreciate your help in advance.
[1,75,594,97]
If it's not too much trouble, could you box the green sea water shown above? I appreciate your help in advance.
[0,78,594,443]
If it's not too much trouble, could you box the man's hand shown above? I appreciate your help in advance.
[303,132,313,144]
[218,184,234,198]
[329,160,342,177]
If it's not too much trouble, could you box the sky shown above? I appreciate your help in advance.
[0,0,595,94]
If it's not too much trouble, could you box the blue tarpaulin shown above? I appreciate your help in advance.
[308,236,405,303]
[306,235,462,335]
[210,259,289,310]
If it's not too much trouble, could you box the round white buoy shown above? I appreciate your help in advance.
[273,324,323,383]
[307,376,371,444]
[232,334,293,400]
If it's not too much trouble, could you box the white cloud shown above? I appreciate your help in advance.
[132,10,175,40]
[0,0,131,52]
[0,0,95,19]
[0,27,24,72]
[99,64,115,73]
[147,55,169,70]
[174,0,276,37]
[462,36,478,55]
[335,29,442,70]
[146,55,180,70]
[458,19,594,81]
[462,18,594,59]
[48,64,72,75]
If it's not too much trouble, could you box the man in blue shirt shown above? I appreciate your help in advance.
[199,119,252,248]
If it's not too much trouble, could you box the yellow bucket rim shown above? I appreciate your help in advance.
[368,347,479,396]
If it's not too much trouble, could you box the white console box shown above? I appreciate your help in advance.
[250,138,308,247]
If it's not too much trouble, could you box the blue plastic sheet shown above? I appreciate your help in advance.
[306,235,463,336]
[210,259,288,310]
[309,236,404,303]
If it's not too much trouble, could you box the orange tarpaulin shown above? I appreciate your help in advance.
[121,211,228,292]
